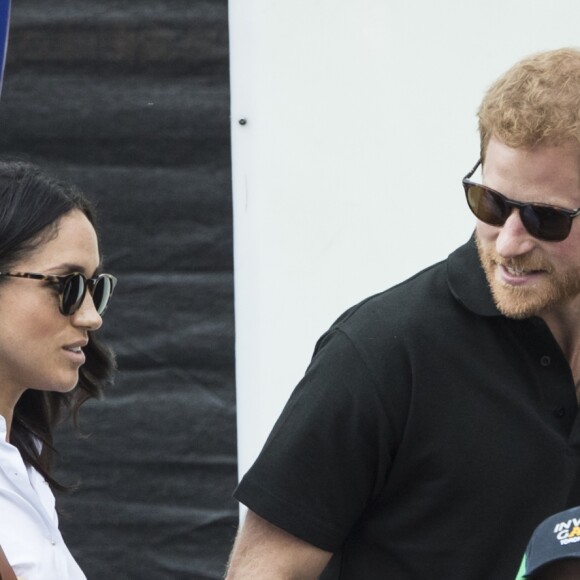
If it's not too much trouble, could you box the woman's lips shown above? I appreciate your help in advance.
[62,345,86,365]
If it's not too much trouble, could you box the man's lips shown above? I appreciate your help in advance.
[497,263,546,286]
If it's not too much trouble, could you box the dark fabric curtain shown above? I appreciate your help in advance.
[0,2,237,578]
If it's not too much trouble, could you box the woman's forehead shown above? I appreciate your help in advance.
[18,210,100,273]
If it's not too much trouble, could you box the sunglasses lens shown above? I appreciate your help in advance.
[466,184,573,241]
[466,185,509,226]
[62,274,86,315]
[92,275,114,315]
[521,206,571,241]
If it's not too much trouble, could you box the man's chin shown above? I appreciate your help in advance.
[489,284,544,319]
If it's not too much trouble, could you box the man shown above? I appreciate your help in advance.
[226,48,580,579]
[516,506,580,579]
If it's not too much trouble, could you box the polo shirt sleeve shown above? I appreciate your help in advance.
[234,326,411,552]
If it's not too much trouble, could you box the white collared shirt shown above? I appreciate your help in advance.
[0,416,86,580]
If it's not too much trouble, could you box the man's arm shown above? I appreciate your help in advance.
[225,510,333,580]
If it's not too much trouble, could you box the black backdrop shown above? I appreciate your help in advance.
[0,2,237,578]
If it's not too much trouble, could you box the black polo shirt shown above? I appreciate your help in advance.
[235,237,580,579]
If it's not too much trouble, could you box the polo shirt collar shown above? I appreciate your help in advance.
[447,234,501,317]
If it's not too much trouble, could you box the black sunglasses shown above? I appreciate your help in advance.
[463,159,580,242]
[0,271,117,315]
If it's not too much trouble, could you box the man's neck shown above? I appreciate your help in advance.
[541,299,580,393]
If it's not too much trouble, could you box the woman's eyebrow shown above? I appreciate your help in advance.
[46,261,103,276]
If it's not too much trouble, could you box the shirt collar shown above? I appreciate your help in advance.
[0,415,7,442]
[447,234,502,317]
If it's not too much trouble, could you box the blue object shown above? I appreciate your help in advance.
[0,0,11,98]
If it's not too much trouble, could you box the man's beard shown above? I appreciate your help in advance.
[475,235,580,319]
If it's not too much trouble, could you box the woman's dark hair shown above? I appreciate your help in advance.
[0,159,116,492]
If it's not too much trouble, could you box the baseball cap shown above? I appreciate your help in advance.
[524,506,580,577]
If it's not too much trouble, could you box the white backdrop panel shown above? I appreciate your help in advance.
[229,0,580,479]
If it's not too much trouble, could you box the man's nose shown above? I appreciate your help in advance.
[494,209,537,258]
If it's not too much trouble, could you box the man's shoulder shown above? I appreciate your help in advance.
[331,257,451,333]
[328,237,490,337]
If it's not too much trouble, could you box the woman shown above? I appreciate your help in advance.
[0,160,117,579]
